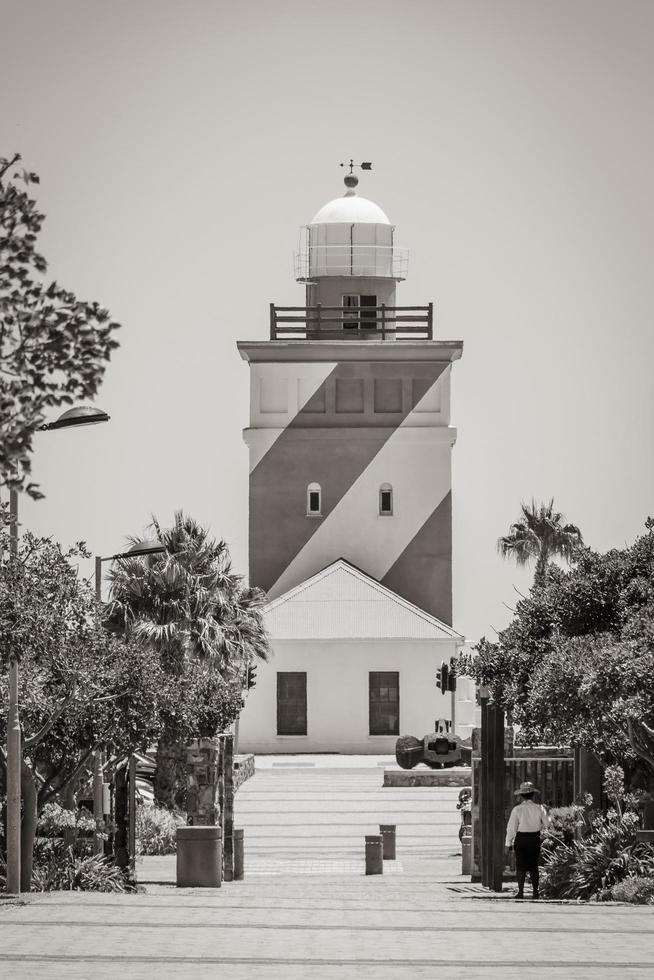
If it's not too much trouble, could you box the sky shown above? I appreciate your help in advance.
[2,0,653,642]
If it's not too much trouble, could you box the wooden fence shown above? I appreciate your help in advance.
[471,755,574,881]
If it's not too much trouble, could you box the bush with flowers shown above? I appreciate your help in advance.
[540,766,654,902]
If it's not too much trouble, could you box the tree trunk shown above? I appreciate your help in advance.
[20,761,38,892]
[114,760,129,871]
[1,751,7,861]
[627,719,654,774]
[534,554,548,589]
[154,735,186,811]
[62,782,77,849]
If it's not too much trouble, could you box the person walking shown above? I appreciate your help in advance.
[505,780,548,900]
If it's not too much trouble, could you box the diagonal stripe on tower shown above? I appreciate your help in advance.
[248,359,451,598]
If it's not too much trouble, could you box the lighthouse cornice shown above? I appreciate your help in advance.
[237,340,463,364]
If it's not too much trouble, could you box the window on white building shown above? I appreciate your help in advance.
[369,671,399,736]
[307,482,322,516]
[379,484,393,515]
[342,294,377,329]
[277,672,307,736]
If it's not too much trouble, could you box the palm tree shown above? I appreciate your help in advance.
[497,499,583,588]
[105,511,269,807]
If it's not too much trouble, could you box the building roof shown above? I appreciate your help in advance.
[237,340,464,364]
[310,190,391,225]
[263,559,464,641]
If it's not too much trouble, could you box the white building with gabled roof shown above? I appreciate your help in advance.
[238,559,464,755]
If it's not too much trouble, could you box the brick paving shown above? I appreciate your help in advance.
[1,756,653,979]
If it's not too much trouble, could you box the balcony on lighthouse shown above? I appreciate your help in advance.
[270,169,432,341]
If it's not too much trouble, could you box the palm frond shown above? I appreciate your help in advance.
[107,512,271,676]
[498,499,583,583]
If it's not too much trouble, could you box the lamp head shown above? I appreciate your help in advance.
[122,540,165,558]
[40,406,110,431]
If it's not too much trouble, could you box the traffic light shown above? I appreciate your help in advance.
[246,664,257,691]
[436,661,449,694]
[448,657,457,693]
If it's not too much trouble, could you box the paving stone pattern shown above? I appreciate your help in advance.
[1,757,653,979]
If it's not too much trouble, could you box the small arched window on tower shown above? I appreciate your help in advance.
[379,483,393,516]
[307,482,322,517]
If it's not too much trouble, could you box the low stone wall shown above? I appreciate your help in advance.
[233,754,255,792]
[383,766,471,788]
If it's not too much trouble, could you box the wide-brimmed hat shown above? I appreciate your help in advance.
[514,781,539,797]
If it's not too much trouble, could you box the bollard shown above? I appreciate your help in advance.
[176,826,222,888]
[365,835,384,875]
[461,825,472,876]
[234,828,244,880]
[379,824,396,860]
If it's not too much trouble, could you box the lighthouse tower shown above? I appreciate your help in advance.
[238,171,462,624]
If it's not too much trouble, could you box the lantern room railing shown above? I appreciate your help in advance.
[270,304,433,340]
[294,244,409,281]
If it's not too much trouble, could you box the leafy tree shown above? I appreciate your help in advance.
[105,511,269,807]
[0,515,163,889]
[497,499,583,587]
[0,153,120,498]
[463,519,654,790]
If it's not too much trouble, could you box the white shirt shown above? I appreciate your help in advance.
[505,799,549,846]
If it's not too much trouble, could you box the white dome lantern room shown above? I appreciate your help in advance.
[295,173,408,282]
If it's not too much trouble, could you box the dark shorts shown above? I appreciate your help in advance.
[513,831,540,871]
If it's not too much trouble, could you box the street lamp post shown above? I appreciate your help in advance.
[92,540,165,855]
[4,406,109,894]
[6,489,21,894]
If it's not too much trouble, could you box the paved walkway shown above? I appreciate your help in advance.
[1,756,653,979]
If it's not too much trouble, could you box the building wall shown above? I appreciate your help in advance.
[454,674,481,743]
[245,358,456,623]
[238,637,458,755]
[247,359,451,432]
[306,275,397,310]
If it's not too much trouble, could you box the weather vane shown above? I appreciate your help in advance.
[340,159,373,174]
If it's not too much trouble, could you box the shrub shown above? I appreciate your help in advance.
[603,765,625,813]
[610,876,654,905]
[31,847,128,893]
[1,846,128,893]
[568,811,640,899]
[37,803,96,837]
[541,808,654,901]
[541,767,654,902]
[37,803,76,835]
[538,804,587,896]
[33,836,94,868]
[34,804,99,860]
[542,804,586,850]
[135,804,183,855]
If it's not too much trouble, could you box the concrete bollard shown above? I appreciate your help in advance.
[365,835,384,875]
[234,828,244,880]
[379,824,396,860]
[461,825,472,876]
[176,826,222,888]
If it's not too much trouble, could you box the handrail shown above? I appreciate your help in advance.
[294,244,409,281]
[270,303,433,340]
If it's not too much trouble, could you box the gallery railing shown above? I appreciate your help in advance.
[294,244,409,281]
[270,303,433,340]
